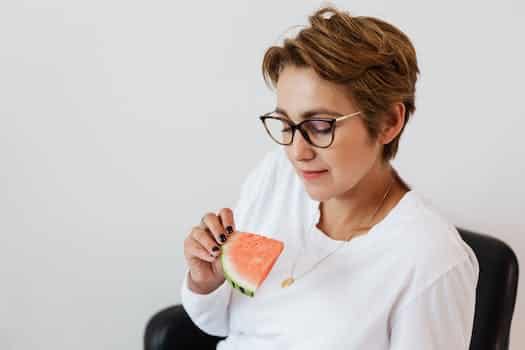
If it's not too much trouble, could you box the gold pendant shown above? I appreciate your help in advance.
[281,277,295,288]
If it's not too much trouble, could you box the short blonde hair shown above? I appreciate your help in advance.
[262,6,420,162]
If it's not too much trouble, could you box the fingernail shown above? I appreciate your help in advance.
[226,226,233,234]
[219,234,227,243]
[212,246,220,252]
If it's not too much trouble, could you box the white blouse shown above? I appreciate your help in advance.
[181,147,479,350]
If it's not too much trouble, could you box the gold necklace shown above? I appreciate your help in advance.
[281,172,395,288]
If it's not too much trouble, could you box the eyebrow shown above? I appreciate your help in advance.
[271,107,344,120]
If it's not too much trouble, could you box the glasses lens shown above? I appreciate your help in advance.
[263,117,293,145]
[262,117,334,147]
[302,119,333,147]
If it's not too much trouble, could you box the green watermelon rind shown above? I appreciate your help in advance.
[220,241,256,298]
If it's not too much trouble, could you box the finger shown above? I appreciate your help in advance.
[200,212,227,245]
[198,213,209,230]
[191,227,222,257]
[185,235,216,263]
[217,208,235,235]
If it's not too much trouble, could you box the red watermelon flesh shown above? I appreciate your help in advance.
[220,232,284,297]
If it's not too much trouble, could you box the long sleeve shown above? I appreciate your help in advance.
[180,149,279,337]
[389,257,479,349]
[180,268,232,337]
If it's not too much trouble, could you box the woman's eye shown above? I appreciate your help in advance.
[306,121,331,133]
[316,128,332,134]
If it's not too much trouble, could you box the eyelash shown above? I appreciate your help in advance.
[282,125,331,134]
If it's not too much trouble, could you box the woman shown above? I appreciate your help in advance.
[182,6,479,349]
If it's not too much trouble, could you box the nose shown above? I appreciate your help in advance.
[289,129,315,160]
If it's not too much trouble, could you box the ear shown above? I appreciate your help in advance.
[379,102,406,145]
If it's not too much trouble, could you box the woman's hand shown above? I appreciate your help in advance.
[183,208,235,294]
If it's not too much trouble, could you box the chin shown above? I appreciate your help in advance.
[303,185,332,202]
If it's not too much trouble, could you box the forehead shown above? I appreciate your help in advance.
[275,66,355,116]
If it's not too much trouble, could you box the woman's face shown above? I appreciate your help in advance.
[275,65,384,201]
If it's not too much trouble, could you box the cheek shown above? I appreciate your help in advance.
[330,133,369,164]
[327,134,378,177]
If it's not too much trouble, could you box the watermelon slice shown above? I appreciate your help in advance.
[220,232,284,297]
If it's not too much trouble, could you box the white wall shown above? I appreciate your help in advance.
[1,0,523,349]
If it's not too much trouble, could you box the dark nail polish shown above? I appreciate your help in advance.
[212,246,220,252]
[219,234,227,243]
[226,226,233,234]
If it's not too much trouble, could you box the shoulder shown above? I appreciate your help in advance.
[234,147,309,235]
[239,147,287,196]
[394,191,479,296]
[239,146,301,198]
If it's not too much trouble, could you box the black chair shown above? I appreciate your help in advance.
[144,228,519,349]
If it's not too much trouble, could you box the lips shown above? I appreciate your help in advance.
[300,169,328,180]
[301,170,326,174]
[300,169,327,174]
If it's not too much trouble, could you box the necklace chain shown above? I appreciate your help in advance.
[281,171,395,288]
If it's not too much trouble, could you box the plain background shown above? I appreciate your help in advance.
[1,0,523,349]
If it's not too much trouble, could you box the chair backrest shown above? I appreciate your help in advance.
[457,227,519,350]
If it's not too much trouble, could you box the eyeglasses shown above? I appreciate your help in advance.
[259,111,362,148]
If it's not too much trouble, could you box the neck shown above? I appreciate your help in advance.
[317,159,407,241]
